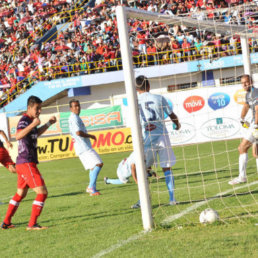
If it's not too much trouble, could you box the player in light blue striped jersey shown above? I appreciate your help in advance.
[69,99,103,196]
[135,75,181,205]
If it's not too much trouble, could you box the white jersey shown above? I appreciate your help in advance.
[138,92,173,147]
[117,152,135,183]
[69,112,92,155]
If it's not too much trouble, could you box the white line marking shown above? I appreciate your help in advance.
[92,181,258,257]
[92,231,146,258]
[163,181,258,224]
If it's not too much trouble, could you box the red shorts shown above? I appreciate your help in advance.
[0,147,15,168]
[16,163,45,189]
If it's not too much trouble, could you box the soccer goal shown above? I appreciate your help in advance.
[116,4,258,230]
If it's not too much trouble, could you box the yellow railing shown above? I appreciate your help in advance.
[0,41,255,108]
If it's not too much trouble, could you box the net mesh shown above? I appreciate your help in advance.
[121,4,258,227]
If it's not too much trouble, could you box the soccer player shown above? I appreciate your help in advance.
[104,152,157,185]
[0,130,16,173]
[69,99,103,196]
[1,95,57,230]
[229,74,258,185]
[135,75,181,205]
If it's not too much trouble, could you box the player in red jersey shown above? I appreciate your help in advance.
[1,96,56,230]
[0,130,16,174]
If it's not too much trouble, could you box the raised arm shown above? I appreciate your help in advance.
[38,116,57,137]
[16,118,40,140]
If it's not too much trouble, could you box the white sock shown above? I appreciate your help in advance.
[239,153,248,179]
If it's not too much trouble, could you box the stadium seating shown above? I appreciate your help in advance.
[0,0,257,107]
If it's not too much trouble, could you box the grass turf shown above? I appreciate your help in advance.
[0,139,257,257]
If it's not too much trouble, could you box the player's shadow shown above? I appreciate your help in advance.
[47,191,83,199]
[42,208,138,226]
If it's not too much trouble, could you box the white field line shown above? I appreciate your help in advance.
[92,180,258,258]
[163,180,258,224]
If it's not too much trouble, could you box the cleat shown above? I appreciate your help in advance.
[1,222,15,230]
[104,177,109,184]
[26,224,48,231]
[228,177,247,185]
[169,201,178,206]
[90,191,100,196]
[131,200,141,209]
[86,187,94,193]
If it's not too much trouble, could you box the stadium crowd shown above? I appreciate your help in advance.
[0,0,257,106]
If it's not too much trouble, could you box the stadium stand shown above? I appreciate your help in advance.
[0,0,257,107]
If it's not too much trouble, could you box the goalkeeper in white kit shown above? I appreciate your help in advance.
[229,74,258,185]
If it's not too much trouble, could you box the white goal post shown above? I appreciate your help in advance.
[116,5,253,231]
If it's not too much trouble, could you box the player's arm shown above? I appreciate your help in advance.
[38,116,57,136]
[0,130,12,148]
[76,131,96,141]
[240,103,250,120]
[16,118,40,140]
[131,163,137,184]
[169,112,181,130]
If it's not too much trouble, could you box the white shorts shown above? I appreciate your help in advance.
[79,149,102,170]
[244,127,256,143]
[145,134,176,168]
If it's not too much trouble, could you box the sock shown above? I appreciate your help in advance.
[164,170,175,202]
[3,193,23,225]
[107,178,124,185]
[239,153,248,178]
[88,166,102,189]
[28,194,47,227]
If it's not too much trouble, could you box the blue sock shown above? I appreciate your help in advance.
[89,166,102,189]
[164,170,175,202]
[107,178,124,185]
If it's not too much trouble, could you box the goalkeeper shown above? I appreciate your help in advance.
[104,152,157,185]
[229,74,258,185]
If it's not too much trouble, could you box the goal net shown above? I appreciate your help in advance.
[116,3,258,229]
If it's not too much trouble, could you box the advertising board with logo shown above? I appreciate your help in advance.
[8,106,123,138]
[7,127,133,163]
[160,84,250,145]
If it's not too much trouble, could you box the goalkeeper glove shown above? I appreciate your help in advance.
[253,125,258,139]
[240,119,250,129]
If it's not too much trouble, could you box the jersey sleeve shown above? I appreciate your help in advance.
[161,96,173,116]
[17,117,29,131]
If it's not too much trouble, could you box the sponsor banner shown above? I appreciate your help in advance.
[122,84,251,146]
[59,105,123,133]
[7,127,133,163]
[164,85,248,145]
[8,106,123,138]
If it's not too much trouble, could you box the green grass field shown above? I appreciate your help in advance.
[0,139,257,257]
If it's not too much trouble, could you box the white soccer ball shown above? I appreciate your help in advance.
[199,208,219,224]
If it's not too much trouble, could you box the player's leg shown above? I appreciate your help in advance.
[229,137,252,185]
[27,185,48,230]
[79,149,103,195]
[157,135,177,205]
[19,163,48,230]
[104,177,124,184]
[1,186,28,229]
[252,142,258,173]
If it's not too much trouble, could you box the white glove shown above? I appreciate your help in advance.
[253,126,258,139]
[240,119,250,129]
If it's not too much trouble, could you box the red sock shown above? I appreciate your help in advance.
[4,193,23,225]
[28,194,47,227]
